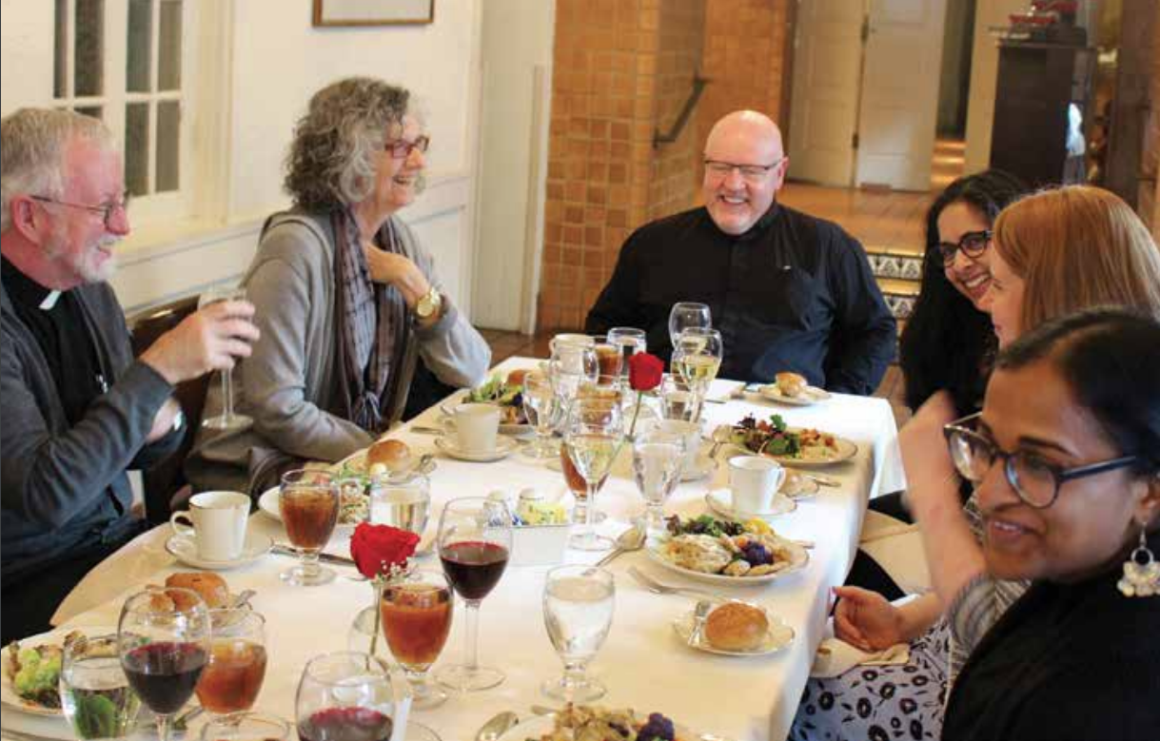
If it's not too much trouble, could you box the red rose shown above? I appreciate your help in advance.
[350,523,420,579]
[628,352,664,392]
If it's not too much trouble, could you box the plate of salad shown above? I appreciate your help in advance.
[440,371,534,436]
[726,414,857,467]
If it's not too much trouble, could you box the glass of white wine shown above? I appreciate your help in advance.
[562,397,624,551]
[198,285,253,430]
[672,327,723,422]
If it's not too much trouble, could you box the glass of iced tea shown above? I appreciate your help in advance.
[593,342,622,386]
[380,571,454,709]
[196,609,267,719]
[279,469,340,586]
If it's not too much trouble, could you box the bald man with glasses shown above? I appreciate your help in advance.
[1,108,258,642]
[586,110,896,393]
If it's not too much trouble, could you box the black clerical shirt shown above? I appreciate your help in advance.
[585,204,896,393]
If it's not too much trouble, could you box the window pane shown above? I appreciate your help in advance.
[125,102,150,196]
[158,0,182,91]
[156,101,180,192]
[75,0,104,97]
[54,0,67,97]
[75,106,103,121]
[126,0,152,93]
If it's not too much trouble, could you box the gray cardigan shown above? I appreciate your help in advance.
[1,278,179,579]
[185,211,490,494]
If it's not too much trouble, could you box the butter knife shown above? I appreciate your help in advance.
[271,543,356,566]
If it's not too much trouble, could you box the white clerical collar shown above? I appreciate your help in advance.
[39,290,62,311]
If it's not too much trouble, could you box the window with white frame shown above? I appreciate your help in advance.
[52,0,197,224]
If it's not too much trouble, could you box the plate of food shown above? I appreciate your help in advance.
[439,370,534,436]
[646,515,809,584]
[757,372,831,407]
[726,414,857,467]
[672,600,795,656]
[2,625,114,716]
[499,704,715,741]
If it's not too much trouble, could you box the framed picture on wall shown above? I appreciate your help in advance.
[312,0,434,27]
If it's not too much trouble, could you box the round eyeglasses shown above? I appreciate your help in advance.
[30,191,130,229]
[384,135,430,159]
[936,229,991,266]
[942,412,1138,508]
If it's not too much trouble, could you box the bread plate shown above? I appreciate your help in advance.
[672,604,795,656]
[757,384,831,406]
[645,541,809,586]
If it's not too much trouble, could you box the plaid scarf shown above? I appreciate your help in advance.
[332,209,406,432]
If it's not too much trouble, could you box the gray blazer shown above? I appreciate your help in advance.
[186,210,490,495]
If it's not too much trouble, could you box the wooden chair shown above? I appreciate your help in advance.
[128,295,207,524]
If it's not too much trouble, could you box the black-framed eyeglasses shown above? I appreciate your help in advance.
[29,191,130,229]
[384,135,430,159]
[942,412,1139,508]
[936,229,991,266]
[703,157,784,183]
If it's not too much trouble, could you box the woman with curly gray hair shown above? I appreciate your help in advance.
[188,77,491,495]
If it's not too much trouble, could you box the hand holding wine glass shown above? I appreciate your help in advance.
[198,286,256,430]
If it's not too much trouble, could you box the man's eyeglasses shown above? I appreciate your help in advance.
[29,191,131,229]
[703,158,784,183]
[384,135,430,159]
[936,230,991,266]
[942,412,1138,509]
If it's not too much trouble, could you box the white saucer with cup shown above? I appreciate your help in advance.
[728,455,787,518]
[452,403,502,455]
[169,491,250,562]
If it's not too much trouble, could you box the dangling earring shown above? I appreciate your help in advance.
[1118,528,1159,598]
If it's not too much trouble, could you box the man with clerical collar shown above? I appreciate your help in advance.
[586,110,896,393]
[1,108,259,642]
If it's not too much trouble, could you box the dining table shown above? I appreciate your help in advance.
[3,357,905,741]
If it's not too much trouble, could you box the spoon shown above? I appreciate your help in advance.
[595,525,645,567]
[687,600,712,647]
[707,425,732,459]
[475,710,520,741]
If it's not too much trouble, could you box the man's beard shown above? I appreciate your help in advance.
[45,223,120,284]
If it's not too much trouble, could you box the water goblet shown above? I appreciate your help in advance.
[632,428,686,540]
[520,371,560,459]
[61,634,140,740]
[658,374,698,422]
[380,570,454,709]
[198,285,253,431]
[541,565,615,702]
[279,469,340,587]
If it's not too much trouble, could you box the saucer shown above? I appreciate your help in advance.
[434,434,519,462]
[672,604,795,656]
[757,384,832,406]
[165,532,273,570]
[705,487,796,521]
[680,454,717,482]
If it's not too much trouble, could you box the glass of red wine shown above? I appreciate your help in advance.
[117,587,212,741]
[432,497,512,692]
[295,652,410,741]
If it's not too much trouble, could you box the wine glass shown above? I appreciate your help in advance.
[658,374,698,422]
[548,343,599,408]
[201,712,290,741]
[563,396,624,551]
[520,371,560,459]
[380,570,454,709]
[117,587,212,741]
[672,327,723,422]
[541,565,615,702]
[195,609,267,719]
[296,652,411,741]
[632,428,686,540]
[61,634,140,740]
[279,469,340,587]
[198,285,253,431]
[434,497,512,692]
[667,302,711,350]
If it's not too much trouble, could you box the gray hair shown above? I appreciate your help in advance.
[283,77,413,210]
[1,108,114,233]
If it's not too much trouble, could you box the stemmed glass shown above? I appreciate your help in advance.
[434,497,512,692]
[658,374,698,422]
[667,302,711,350]
[61,634,140,740]
[279,469,340,587]
[296,652,410,741]
[380,570,454,709]
[198,285,253,431]
[201,712,290,741]
[541,565,615,702]
[117,587,212,741]
[563,396,624,551]
[521,371,560,459]
[195,609,267,719]
[672,327,724,422]
[632,428,686,541]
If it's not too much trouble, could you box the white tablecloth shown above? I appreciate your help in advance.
[9,358,902,741]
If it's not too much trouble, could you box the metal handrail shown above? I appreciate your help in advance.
[653,74,710,148]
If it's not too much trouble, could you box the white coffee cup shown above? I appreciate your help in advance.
[170,491,250,561]
[728,456,787,517]
[454,403,501,454]
[656,419,702,471]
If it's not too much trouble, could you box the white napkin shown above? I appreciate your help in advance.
[809,637,910,678]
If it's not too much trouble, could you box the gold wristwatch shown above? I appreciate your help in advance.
[415,286,443,320]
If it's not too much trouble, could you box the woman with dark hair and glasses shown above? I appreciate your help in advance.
[939,308,1160,740]
[188,78,490,495]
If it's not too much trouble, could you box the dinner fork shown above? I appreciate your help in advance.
[628,566,729,602]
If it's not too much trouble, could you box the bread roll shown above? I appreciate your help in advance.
[704,601,769,651]
[367,438,413,473]
[775,372,808,398]
[165,572,230,610]
[506,369,531,388]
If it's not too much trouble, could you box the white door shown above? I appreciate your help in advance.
[855,0,948,190]
[787,0,866,186]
